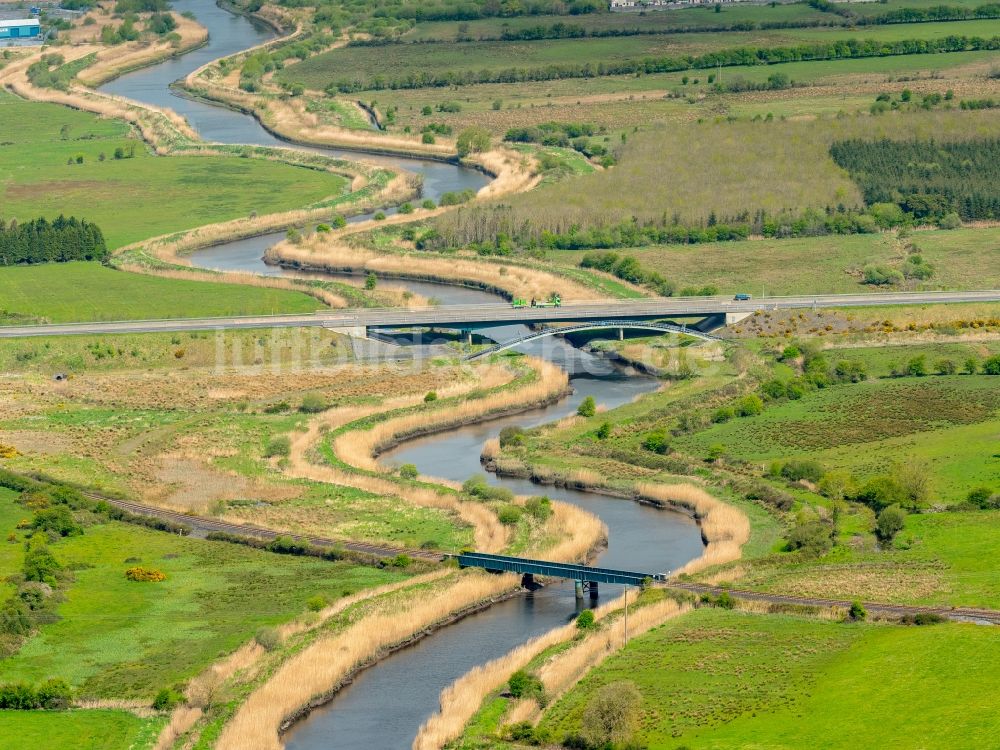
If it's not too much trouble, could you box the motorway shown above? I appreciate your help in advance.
[1,290,999,338]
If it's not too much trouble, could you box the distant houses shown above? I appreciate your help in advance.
[610,0,785,8]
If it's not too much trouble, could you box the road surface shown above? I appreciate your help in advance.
[1,290,999,338]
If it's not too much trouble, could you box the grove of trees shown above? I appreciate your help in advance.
[0,216,108,265]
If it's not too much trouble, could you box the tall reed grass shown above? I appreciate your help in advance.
[216,572,519,750]
[636,483,750,575]
[331,359,568,472]
[267,235,603,302]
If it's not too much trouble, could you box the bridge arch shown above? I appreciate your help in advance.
[465,321,724,360]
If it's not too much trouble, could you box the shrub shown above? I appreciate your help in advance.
[862,263,903,286]
[30,506,82,537]
[23,544,61,584]
[498,425,525,447]
[935,358,957,375]
[966,486,996,509]
[848,600,867,621]
[575,609,596,631]
[899,612,945,626]
[582,681,642,746]
[779,459,825,484]
[508,669,543,700]
[497,505,523,526]
[0,679,71,710]
[983,355,1000,375]
[299,392,328,413]
[524,496,552,520]
[125,567,166,582]
[254,626,281,651]
[785,520,833,556]
[737,394,764,417]
[390,554,411,568]
[642,430,670,455]
[456,126,490,157]
[577,396,596,417]
[306,595,328,612]
[596,422,611,440]
[854,475,910,511]
[423,391,438,402]
[876,504,907,542]
[712,406,735,423]
[152,687,184,711]
[264,435,291,458]
[398,463,419,480]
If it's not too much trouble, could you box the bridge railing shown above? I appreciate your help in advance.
[456,552,665,586]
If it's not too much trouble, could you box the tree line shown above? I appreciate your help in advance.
[0,216,108,266]
[830,138,1000,221]
[327,34,1000,91]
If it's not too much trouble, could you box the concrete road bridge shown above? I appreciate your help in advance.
[465,320,725,359]
[1,290,998,339]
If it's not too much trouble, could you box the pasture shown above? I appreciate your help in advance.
[547,226,1000,296]
[536,609,1000,749]
[0,262,322,323]
[435,108,998,231]
[741,509,1000,607]
[0,501,405,697]
[673,374,1000,503]
[0,93,346,248]
[0,709,160,750]
[281,18,1000,91]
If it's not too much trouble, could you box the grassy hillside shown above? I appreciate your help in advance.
[534,609,1000,749]
[672,374,1000,503]
[0,262,322,323]
[0,93,346,248]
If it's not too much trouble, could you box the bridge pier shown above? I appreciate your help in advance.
[617,327,624,341]
[575,580,600,599]
[521,572,537,589]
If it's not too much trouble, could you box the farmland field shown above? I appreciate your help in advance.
[0,262,323,323]
[0,498,406,697]
[673,374,1000,502]
[0,709,160,750]
[434,108,998,232]
[0,93,347,248]
[534,609,1000,750]
[544,226,1000,296]
[280,18,1000,91]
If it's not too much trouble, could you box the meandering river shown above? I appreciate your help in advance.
[100,5,704,747]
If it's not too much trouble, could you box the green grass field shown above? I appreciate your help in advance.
[740,508,1000,607]
[0,93,346,248]
[282,18,1000,90]
[536,609,1000,749]
[402,3,833,41]
[0,262,322,323]
[433,107,997,236]
[0,709,161,750]
[548,226,1000,296]
[0,496,405,697]
[673,374,1000,502]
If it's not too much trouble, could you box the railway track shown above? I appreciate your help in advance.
[84,492,446,563]
[667,581,1000,625]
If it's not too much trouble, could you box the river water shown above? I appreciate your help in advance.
[98,5,704,748]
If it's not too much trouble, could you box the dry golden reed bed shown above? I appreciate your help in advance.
[268,234,603,302]
[414,592,689,749]
[635,483,750,575]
